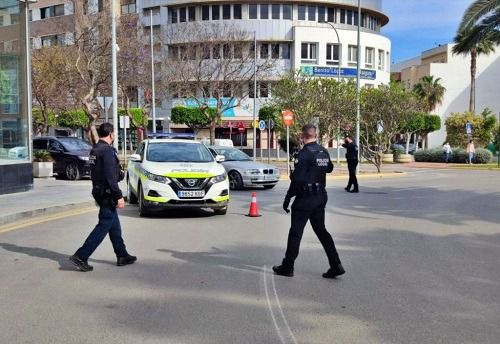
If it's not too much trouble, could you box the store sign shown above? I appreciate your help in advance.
[300,66,377,80]
[182,98,237,117]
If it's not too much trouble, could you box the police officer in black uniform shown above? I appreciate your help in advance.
[342,135,359,193]
[273,124,345,278]
[69,123,136,272]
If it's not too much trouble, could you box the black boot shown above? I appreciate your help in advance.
[322,264,346,278]
[344,186,351,192]
[349,188,359,193]
[272,264,294,277]
[69,255,93,272]
[117,255,137,266]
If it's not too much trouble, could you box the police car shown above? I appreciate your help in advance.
[127,138,229,216]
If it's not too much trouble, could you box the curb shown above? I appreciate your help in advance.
[0,201,96,228]
[279,172,406,180]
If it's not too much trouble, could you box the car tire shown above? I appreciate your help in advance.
[263,185,276,190]
[127,179,138,204]
[228,171,243,190]
[214,207,227,215]
[65,162,80,180]
[138,184,150,217]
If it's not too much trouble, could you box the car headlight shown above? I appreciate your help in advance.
[78,156,89,161]
[141,167,171,184]
[211,172,227,184]
[245,169,261,175]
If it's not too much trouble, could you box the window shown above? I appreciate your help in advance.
[272,4,280,19]
[170,8,178,23]
[169,46,178,59]
[57,34,66,47]
[10,13,19,24]
[328,8,336,22]
[143,6,160,16]
[354,11,359,26]
[340,9,345,24]
[41,35,57,47]
[28,10,32,22]
[121,2,137,15]
[326,44,340,65]
[212,5,220,20]
[378,49,385,70]
[233,4,242,19]
[179,7,186,22]
[283,5,292,19]
[260,83,269,98]
[301,43,317,62]
[55,4,65,16]
[202,5,209,20]
[234,44,243,59]
[223,83,232,97]
[308,6,316,21]
[212,44,221,59]
[98,0,104,12]
[298,5,306,20]
[201,45,211,59]
[260,4,269,19]
[260,44,269,59]
[41,5,65,19]
[222,44,232,59]
[223,5,231,19]
[347,10,353,25]
[365,47,375,68]
[271,44,280,59]
[318,7,325,22]
[188,7,196,21]
[249,4,258,19]
[249,82,255,98]
[281,43,290,59]
[348,45,358,64]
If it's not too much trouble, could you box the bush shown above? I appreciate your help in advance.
[33,150,53,162]
[413,147,491,164]
[391,146,405,157]
[474,148,493,164]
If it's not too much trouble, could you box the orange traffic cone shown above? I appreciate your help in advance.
[247,192,261,217]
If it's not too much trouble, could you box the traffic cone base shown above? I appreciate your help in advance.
[247,192,262,217]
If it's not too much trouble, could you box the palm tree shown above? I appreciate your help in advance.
[458,0,500,44]
[453,28,495,114]
[412,76,446,113]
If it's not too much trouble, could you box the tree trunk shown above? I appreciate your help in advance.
[406,133,411,154]
[470,50,477,114]
[83,94,100,144]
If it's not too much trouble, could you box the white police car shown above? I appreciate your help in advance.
[127,138,229,216]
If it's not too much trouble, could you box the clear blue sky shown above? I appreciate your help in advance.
[382,0,472,64]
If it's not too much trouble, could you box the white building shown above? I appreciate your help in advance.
[136,0,391,148]
[392,43,500,148]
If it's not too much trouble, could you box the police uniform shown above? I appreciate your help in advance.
[342,141,359,192]
[73,140,129,263]
[275,142,344,277]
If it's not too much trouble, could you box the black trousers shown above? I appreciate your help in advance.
[283,194,341,268]
[347,159,359,190]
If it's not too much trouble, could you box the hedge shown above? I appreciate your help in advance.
[414,147,492,164]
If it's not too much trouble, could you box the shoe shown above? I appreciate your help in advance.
[349,189,359,193]
[117,255,137,266]
[69,255,93,272]
[272,264,294,277]
[344,187,351,192]
[322,264,346,278]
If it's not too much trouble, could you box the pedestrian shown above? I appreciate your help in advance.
[443,142,452,163]
[342,135,359,193]
[69,123,136,272]
[273,124,345,279]
[466,140,475,164]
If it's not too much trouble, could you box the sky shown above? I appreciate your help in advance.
[382,0,472,64]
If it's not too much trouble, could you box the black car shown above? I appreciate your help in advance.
[33,136,92,180]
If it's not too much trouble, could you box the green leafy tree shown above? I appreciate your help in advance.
[401,112,426,154]
[458,0,500,47]
[170,106,216,137]
[413,76,446,113]
[32,108,57,133]
[445,109,497,147]
[453,27,495,114]
[418,114,442,148]
[57,109,90,130]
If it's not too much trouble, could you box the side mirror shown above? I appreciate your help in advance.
[215,155,225,163]
[129,154,142,162]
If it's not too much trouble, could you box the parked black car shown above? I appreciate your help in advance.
[33,136,92,180]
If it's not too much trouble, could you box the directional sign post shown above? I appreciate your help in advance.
[97,96,112,123]
[259,120,265,160]
[282,110,295,176]
[119,116,130,164]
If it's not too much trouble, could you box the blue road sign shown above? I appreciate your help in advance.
[258,120,266,131]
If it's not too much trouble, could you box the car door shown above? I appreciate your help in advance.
[48,139,66,173]
[129,142,145,191]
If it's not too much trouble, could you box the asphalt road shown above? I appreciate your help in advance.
[0,169,499,344]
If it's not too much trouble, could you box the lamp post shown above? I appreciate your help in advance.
[356,0,361,170]
[252,31,257,161]
[319,20,341,164]
[111,0,119,151]
[150,9,157,134]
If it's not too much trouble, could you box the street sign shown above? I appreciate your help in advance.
[377,120,384,134]
[268,119,275,130]
[282,110,294,127]
[228,121,234,129]
[238,122,245,133]
[466,122,473,135]
[119,116,130,129]
[97,96,112,111]
[258,120,266,131]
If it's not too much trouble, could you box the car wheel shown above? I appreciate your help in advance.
[228,171,243,190]
[214,207,227,215]
[127,179,138,204]
[263,185,276,190]
[65,162,80,180]
[138,184,150,217]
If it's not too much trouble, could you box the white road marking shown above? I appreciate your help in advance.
[263,265,286,344]
[271,268,298,344]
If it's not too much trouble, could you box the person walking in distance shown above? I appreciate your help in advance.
[443,142,452,163]
[342,135,359,193]
[273,124,345,279]
[466,140,475,164]
[69,123,136,272]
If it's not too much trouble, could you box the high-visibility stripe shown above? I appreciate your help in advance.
[163,172,215,178]
[144,195,169,203]
[213,195,230,202]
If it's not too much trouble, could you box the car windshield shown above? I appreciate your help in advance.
[58,138,92,151]
[147,142,214,163]
[215,147,251,161]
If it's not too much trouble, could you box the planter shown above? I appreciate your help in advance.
[33,162,53,178]
[395,154,413,163]
[381,153,394,163]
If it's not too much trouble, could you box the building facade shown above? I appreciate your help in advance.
[392,43,500,148]
[136,0,391,147]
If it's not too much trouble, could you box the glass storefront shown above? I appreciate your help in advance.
[0,0,33,194]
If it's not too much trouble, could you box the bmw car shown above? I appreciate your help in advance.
[208,146,280,190]
[127,139,229,216]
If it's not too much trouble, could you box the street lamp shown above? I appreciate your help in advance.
[319,20,342,164]
[111,0,119,150]
[356,0,361,169]
[252,31,257,161]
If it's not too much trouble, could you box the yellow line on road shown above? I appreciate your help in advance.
[0,206,97,234]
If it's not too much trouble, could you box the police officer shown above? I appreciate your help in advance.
[342,135,359,193]
[69,123,136,272]
[273,124,345,278]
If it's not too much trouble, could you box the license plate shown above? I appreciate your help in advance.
[178,190,205,198]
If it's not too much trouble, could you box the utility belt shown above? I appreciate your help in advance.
[298,183,326,197]
[92,184,116,207]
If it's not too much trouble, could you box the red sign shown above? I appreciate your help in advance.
[238,122,245,133]
[282,110,294,127]
[228,121,234,129]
